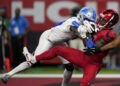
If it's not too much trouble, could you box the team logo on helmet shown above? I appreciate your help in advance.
[77,7,96,23]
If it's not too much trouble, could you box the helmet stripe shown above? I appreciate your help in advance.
[91,8,96,20]
[80,8,88,14]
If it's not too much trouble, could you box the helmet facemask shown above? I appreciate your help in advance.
[97,15,114,30]
[97,9,119,30]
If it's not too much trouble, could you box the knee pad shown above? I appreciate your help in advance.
[64,63,74,72]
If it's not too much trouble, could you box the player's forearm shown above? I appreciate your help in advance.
[100,34,120,51]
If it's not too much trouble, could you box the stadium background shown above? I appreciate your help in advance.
[1,0,120,86]
[1,0,120,64]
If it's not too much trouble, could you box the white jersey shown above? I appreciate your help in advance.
[27,17,92,64]
[47,17,81,43]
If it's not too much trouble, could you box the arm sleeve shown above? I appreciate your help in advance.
[23,17,29,28]
[101,34,120,51]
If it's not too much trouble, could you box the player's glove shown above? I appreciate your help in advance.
[83,20,99,33]
[83,37,101,55]
[84,47,101,55]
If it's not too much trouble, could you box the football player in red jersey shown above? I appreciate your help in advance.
[84,9,120,55]
[21,9,119,86]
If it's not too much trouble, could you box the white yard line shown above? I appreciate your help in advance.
[1,74,120,78]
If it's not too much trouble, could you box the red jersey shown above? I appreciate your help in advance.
[89,29,116,62]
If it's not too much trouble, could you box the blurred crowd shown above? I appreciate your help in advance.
[0,5,120,73]
[0,6,30,73]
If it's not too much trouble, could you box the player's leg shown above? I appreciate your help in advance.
[35,45,82,86]
[35,46,85,66]
[34,45,85,86]
[1,61,31,84]
[1,31,53,84]
[23,30,53,65]
[57,43,74,86]
[1,48,34,84]
[59,55,74,86]
[80,64,101,86]
[61,63,74,86]
[23,39,53,65]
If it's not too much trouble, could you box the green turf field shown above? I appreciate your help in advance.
[16,66,120,74]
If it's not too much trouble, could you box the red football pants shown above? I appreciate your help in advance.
[36,46,102,86]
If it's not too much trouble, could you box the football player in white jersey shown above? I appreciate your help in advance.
[1,7,97,86]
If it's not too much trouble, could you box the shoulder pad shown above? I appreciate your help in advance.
[72,21,80,28]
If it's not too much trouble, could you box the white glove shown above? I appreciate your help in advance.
[78,25,87,38]
[83,20,99,33]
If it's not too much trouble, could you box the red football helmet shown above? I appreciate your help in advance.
[97,9,119,30]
